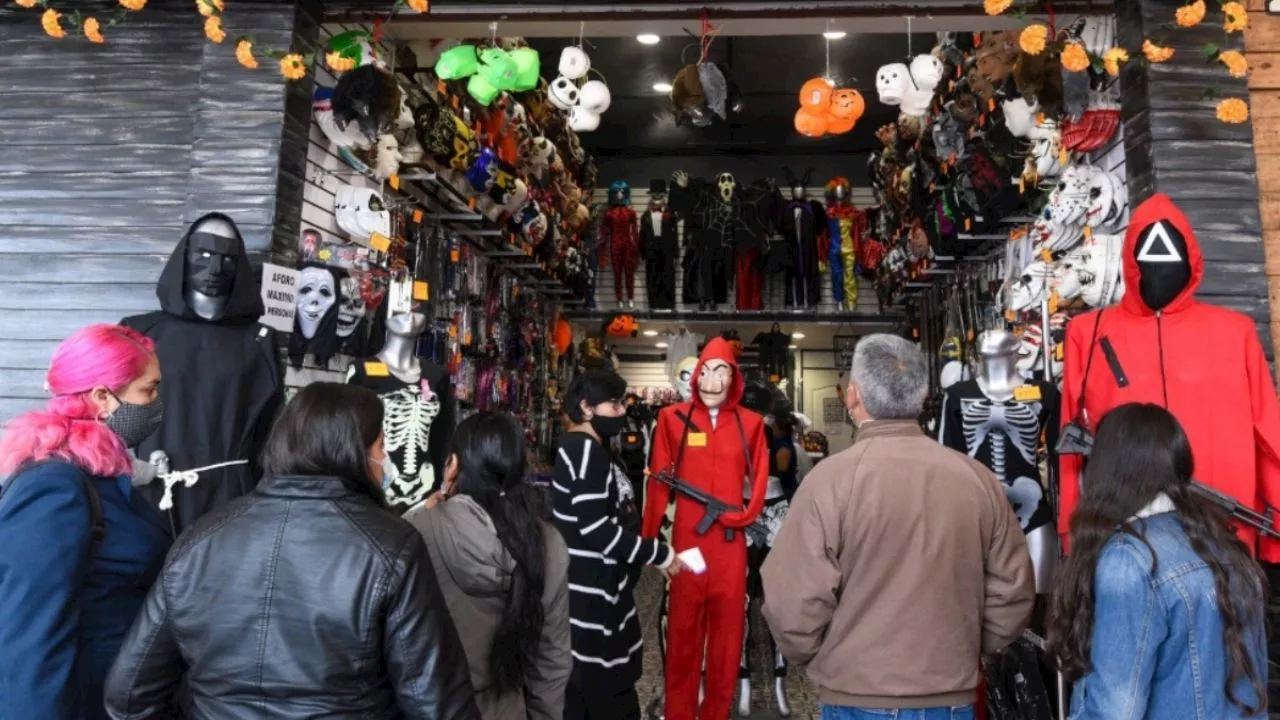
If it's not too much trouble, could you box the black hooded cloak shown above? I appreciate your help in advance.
[121,212,283,535]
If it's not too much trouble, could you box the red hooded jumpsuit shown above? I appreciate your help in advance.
[1058,193,1280,561]
[645,338,770,720]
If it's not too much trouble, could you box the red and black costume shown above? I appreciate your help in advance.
[1058,193,1280,561]
[601,205,639,304]
[645,337,770,720]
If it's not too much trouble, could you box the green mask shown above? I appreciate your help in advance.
[435,45,479,80]
[477,47,518,91]
[509,47,541,91]
[467,74,501,105]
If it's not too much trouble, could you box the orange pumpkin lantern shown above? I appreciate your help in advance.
[794,107,829,138]
[553,317,572,355]
[606,313,637,337]
[826,112,856,135]
[829,88,866,122]
[799,77,834,112]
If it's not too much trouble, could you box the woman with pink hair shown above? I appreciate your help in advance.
[0,323,172,720]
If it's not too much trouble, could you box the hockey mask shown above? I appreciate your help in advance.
[335,275,366,339]
[697,359,733,408]
[716,173,736,203]
[1006,261,1052,313]
[1080,233,1126,308]
[1134,219,1191,311]
[296,265,338,339]
[674,356,698,402]
[185,217,239,298]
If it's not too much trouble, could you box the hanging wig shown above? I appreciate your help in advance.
[288,262,346,370]
[332,65,402,144]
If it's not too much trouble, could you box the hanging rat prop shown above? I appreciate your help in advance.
[332,65,402,144]
[289,263,347,369]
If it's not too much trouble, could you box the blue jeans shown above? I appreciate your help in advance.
[822,706,975,720]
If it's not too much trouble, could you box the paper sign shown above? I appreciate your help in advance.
[370,232,391,252]
[258,262,298,333]
[413,209,424,223]
[413,281,430,301]
[678,548,707,575]
[687,432,707,447]
[1013,385,1043,402]
[364,361,390,377]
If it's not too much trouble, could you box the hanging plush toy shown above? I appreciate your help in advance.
[671,64,711,127]
[333,65,402,143]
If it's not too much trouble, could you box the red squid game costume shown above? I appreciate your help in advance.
[645,337,770,720]
[601,205,640,303]
[1058,193,1280,561]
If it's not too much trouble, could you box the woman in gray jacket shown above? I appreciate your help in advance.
[406,411,571,720]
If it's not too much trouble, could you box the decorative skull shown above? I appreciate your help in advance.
[716,172,736,202]
[876,62,911,106]
[336,275,366,339]
[909,53,945,93]
[1046,165,1095,229]
[548,76,579,111]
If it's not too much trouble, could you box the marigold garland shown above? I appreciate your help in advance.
[83,17,105,43]
[326,51,356,73]
[406,0,429,12]
[1220,49,1248,78]
[983,0,1012,15]
[204,15,225,43]
[1019,24,1048,56]
[118,0,147,9]
[280,53,308,80]
[1103,47,1129,77]
[1217,97,1248,123]
[41,8,66,39]
[196,0,224,17]
[235,39,258,69]
[1143,39,1175,63]
[16,0,38,8]
[1176,0,1206,28]
[1061,42,1090,72]
[1223,1,1248,32]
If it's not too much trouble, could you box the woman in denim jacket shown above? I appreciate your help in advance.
[1048,403,1268,719]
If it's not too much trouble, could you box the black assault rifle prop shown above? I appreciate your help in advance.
[1189,481,1280,541]
[648,468,771,547]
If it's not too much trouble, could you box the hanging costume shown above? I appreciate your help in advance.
[1058,194,1280,562]
[825,178,864,309]
[121,213,284,534]
[602,196,640,305]
[781,198,824,309]
[645,338,770,720]
[752,324,791,380]
[641,188,680,311]
[670,173,775,310]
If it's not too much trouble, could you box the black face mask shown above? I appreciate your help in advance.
[590,414,628,439]
[1133,220,1191,312]
[106,392,164,449]
[186,231,238,298]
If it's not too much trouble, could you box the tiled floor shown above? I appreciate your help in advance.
[634,569,821,720]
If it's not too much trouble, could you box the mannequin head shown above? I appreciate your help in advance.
[185,215,240,321]
[1133,218,1191,312]
[825,176,852,206]
[673,356,698,401]
[386,310,428,337]
[649,178,668,210]
[785,167,813,202]
[975,329,1021,384]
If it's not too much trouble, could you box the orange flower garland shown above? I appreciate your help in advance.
[1220,50,1248,78]
[83,17,105,43]
[1061,42,1090,72]
[1019,24,1048,55]
[196,0,224,17]
[1223,2,1248,32]
[16,0,38,8]
[1102,48,1129,76]
[1143,40,1174,63]
[407,0,429,12]
[204,15,225,43]
[1217,97,1249,124]
[984,0,1013,15]
[118,0,146,9]
[1176,0,1206,27]
[41,8,66,39]
[280,53,308,80]
[235,39,258,69]
[326,51,356,73]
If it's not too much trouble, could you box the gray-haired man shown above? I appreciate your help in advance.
[761,334,1035,720]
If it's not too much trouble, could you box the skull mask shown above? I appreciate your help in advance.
[876,62,911,106]
[673,356,698,402]
[1006,261,1053,313]
[716,172,736,203]
[335,275,366,339]
[548,76,579,111]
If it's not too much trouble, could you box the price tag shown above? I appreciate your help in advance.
[1055,343,1065,361]
[687,432,707,448]
[413,209,424,223]
[370,232,391,252]
[449,325,458,338]
[450,248,460,262]
[1013,385,1043,402]
[364,361,390,377]
[413,281,430,301]
[389,175,400,190]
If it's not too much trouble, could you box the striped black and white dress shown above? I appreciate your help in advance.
[553,431,674,693]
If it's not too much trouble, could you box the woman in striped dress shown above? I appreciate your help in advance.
[553,370,684,720]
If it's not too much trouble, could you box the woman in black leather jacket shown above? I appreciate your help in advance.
[103,382,480,720]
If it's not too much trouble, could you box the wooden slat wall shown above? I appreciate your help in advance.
[590,186,881,314]
[1247,0,1280,370]
[1117,0,1272,360]
[0,1,317,421]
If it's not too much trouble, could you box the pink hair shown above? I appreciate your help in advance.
[0,324,157,479]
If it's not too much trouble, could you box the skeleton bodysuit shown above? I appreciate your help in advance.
[937,379,1060,533]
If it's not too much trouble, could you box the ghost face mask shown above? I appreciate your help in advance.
[186,221,239,298]
[336,276,366,339]
[697,359,733,409]
[674,356,698,402]
[296,266,338,339]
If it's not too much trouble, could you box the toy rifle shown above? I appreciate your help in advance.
[1189,481,1280,541]
[648,468,770,546]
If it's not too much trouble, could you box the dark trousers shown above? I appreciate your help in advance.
[735,248,763,310]
[564,681,641,720]
[646,251,676,309]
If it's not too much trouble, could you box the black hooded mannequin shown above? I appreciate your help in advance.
[121,212,284,535]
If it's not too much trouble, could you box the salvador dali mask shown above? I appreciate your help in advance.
[697,359,733,409]
[674,356,698,402]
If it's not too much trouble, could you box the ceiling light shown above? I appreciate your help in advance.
[823,30,847,40]
[789,344,799,349]
[637,33,661,45]
[656,341,670,349]
[791,332,806,339]
[653,81,674,93]
[642,329,659,337]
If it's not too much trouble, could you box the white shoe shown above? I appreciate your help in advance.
[737,678,751,717]
[773,677,791,717]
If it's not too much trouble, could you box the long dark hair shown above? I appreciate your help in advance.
[450,411,548,694]
[1047,403,1266,713]
[260,382,386,506]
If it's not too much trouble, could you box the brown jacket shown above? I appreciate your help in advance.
[761,420,1035,709]
[406,495,572,720]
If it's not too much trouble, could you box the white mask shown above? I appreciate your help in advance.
[296,266,337,339]
[335,276,366,339]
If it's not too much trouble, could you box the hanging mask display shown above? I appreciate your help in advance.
[1085,168,1128,230]
[336,274,369,341]
[289,263,346,369]
[1079,233,1126,308]
[1027,120,1064,180]
[579,80,612,115]
[548,76,580,111]
[1045,165,1094,229]
[435,44,479,80]
[334,186,391,245]
[332,65,402,144]
[568,106,601,132]
[1005,261,1054,313]
[558,45,591,80]
[314,87,371,150]
[372,134,402,181]
[1002,97,1038,139]
[875,62,911,106]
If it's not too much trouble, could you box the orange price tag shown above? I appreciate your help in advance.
[413,281,429,301]
[449,325,458,339]
[364,361,390,377]
[450,249,460,262]
[468,196,477,211]
[1013,385,1043,402]
[412,209,424,223]
[389,174,400,190]
[370,233,391,252]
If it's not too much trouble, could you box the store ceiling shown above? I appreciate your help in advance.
[523,34,934,156]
